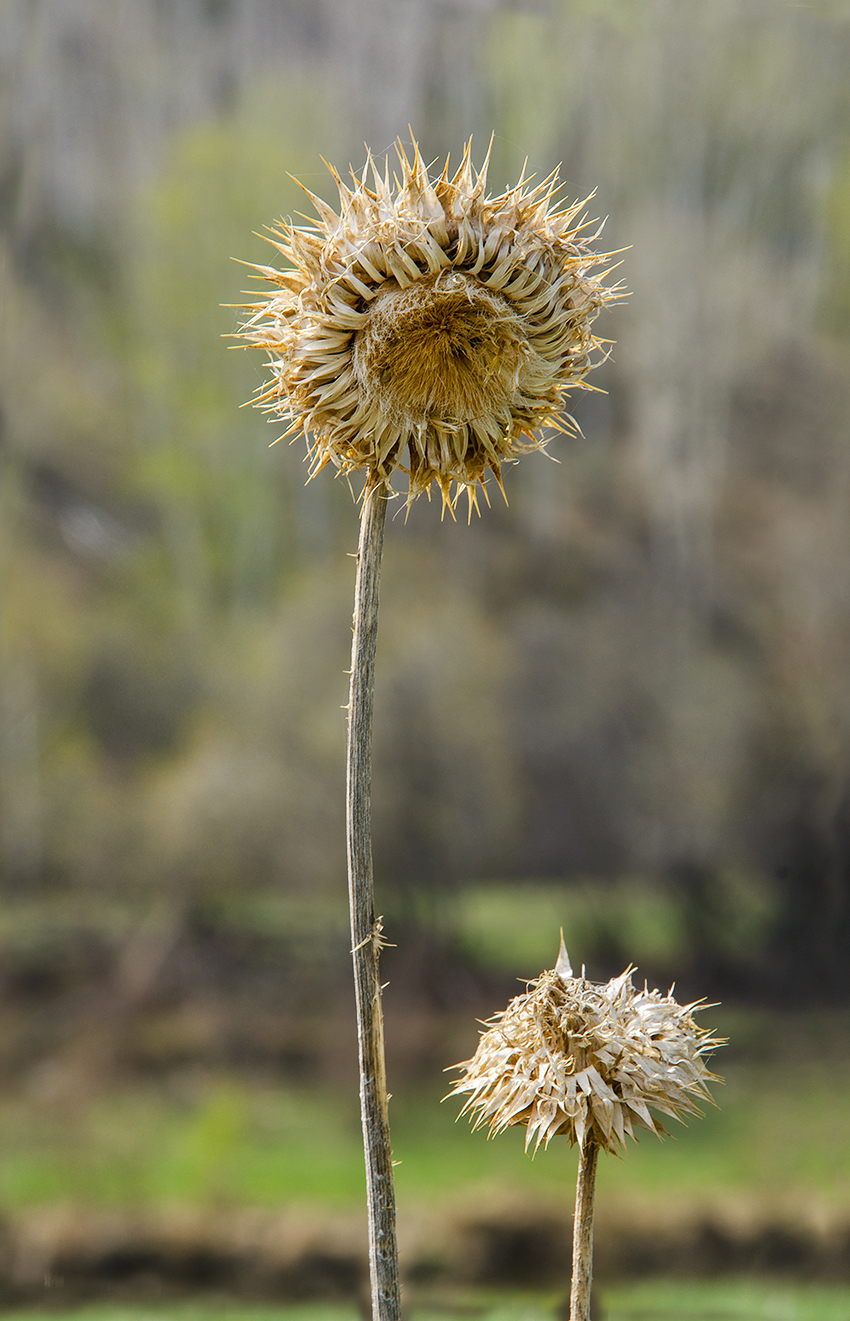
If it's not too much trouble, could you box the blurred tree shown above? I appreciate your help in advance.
[0,0,849,1012]
[823,144,850,340]
[123,81,350,630]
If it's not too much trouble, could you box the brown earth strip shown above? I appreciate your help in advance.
[0,1199,847,1307]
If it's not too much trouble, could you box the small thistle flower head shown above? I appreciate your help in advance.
[236,137,622,513]
[448,937,722,1155]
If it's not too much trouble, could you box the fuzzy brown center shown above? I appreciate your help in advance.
[352,272,528,425]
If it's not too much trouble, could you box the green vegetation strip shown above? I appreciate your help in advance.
[602,1279,850,1320]
[1,1015,850,1209]
[5,1283,850,1321]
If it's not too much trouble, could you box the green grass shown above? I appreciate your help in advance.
[3,1283,850,1321]
[1,1009,849,1210]
[602,1278,850,1319]
[0,1083,367,1208]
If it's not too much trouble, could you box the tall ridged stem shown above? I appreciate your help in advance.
[569,1138,599,1321]
[346,480,400,1321]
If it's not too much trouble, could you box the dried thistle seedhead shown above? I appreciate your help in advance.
[448,938,723,1156]
[236,137,623,513]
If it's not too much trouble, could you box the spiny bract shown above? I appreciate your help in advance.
[448,940,722,1155]
[236,138,622,513]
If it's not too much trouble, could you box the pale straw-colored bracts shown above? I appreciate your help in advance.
[449,939,722,1156]
[236,138,621,512]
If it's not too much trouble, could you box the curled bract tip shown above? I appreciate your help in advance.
[555,932,573,983]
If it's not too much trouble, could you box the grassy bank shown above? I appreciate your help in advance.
[0,1008,847,1211]
[3,1282,850,1320]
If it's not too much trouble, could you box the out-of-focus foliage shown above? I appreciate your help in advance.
[824,144,850,338]
[1,0,849,1027]
[125,82,353,624]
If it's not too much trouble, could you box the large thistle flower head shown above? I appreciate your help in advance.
[236,137,622,513]
[448,938,722,1156]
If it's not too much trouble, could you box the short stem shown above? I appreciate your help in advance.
[570,1138,599,1321]
[346,481,400,1321]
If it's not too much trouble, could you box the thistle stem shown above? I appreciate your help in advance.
[569,1138,599,1321]
[346,480,400,1321]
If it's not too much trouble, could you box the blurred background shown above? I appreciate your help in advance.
[1,0,850,1313]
